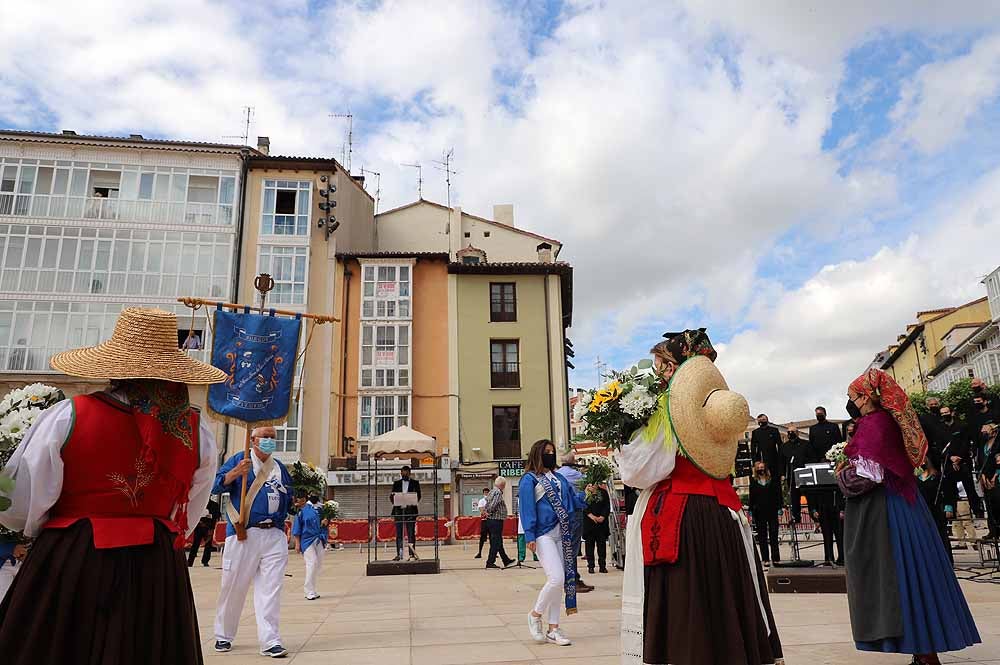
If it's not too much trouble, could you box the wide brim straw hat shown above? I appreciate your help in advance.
[51,307,227,385]
[668,355,750,479]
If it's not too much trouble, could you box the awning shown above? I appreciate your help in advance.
[368,425,437,459]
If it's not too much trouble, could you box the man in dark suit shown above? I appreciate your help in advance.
[782,425,810,522]
[807,406,843,462]
[187,498,221,567]
[751,414,783,483]
[390,465,421,561]
[807,406,845,566]
[939,405,983,518]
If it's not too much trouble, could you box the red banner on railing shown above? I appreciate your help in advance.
[329,519,369,544]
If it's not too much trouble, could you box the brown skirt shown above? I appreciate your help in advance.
[0,520,203,665]
[643,495,783,665]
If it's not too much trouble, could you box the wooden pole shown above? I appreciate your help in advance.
[177,296,338,323]
[235,427,252,541]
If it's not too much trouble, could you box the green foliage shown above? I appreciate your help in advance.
[910,378,1000,418]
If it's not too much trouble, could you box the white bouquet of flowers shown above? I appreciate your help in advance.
[825,442,848,466]
[319,500,340,522]
[578,360,667,450]
[0,384,66,539]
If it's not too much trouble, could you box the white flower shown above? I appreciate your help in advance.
[825,442,848,463]
[0,398,11,417]
[572,400,588,422]
[619,389,656,419]
[0,411,27,440]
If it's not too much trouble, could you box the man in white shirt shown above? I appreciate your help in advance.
[475,488,489,559]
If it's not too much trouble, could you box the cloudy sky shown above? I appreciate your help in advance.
[3,1,1000,421]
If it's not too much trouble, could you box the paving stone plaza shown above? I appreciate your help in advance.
[191,544,1000,665]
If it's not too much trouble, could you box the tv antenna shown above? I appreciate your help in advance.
[401,162,423,199]
[360,167,381,214]
[594,356,608,384]
[330,111,353,173]
[222,106,254,146]
[432,148,458,208]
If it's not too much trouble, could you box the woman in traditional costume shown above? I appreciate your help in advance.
[618,329,783,665]
[837,369,979,665]
[520,439,589,647]
[0,308,226,664]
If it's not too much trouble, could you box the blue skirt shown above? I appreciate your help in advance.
[856,491,980,654]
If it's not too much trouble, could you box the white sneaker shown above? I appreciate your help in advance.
[528,614,546,643]
[546,628,571,646]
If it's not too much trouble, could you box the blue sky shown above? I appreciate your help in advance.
[3,1,1000,420]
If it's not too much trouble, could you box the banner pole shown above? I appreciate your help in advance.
[236,427,252,541]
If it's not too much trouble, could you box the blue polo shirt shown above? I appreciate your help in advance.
[292,502,328,551]
[213,451,293,538]
[0,541,15,569]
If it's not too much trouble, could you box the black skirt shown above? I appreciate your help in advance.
[643,495,783,665]
[0,520,203,665]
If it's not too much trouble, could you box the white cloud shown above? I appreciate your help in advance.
[716,166,1000,422]
[891,34,1000,154]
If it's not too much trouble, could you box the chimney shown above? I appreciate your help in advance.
[256,136,270,155]
[493,204,514,227]
[537,242,553,263]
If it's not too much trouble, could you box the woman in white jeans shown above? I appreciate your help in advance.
[518,439,589,647]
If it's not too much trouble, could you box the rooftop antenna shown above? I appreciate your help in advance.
[222,106,254,146]
[594,355,608,385]
[360,167,382,214]
[401,162,423,199]
[432,148,458,208]
[330,111,353,173]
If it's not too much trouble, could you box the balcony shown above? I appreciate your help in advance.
[490,362,520,389]
[0,193,234,227]
[972,348,1000,385]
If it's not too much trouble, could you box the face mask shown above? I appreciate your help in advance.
[929,405,941,415]
[943,416,954,424]
[542,453,557,470]
[815,413,827,423]
[845,400,863,420]
[787,432,798,440]
[758,421,768,428]
[972,385,984,395]
[257,438,277,455]
[974,402,986,411]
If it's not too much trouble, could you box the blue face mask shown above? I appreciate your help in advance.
[257,438,277,455]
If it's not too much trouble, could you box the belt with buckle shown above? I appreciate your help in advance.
[249,522,274,530]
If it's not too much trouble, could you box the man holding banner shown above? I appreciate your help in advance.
[205,305,303,659]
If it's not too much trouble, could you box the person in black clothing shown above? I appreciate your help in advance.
[583,486,611,574]
[751,414,784,483]
[968,380,1000,426]
[475,488,489,559]
[916,459,954,563]
[749,462,782,564]
[623,485,639,516]
[187,498,220,567]
[977,423,1000,539]
[808,406,843,461]
[919,397,950,467]
[939,405,984,518]
[390,466,421,561]
[781,425,810,523]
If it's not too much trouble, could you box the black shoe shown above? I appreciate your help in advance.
[202,562,210,567]
[474,553,482,559]
[392,555,402,562]
[588,566,595,574]
[260,644,288,658]
[599,567,608,574]
[485,563,502,569]
[214,640,232,652]
[503,559,516,568]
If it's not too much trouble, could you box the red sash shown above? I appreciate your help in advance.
[641,456,743,566]
[45,393,200,549]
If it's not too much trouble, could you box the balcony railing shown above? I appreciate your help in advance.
[490,362,520,388]
[1,345,213,373]
[0,192,234,226]
[972,348,1000,385]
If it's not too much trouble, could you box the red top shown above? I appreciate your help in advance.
[641,455,743,566]
[44,393,200,549]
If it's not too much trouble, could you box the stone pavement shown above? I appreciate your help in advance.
[191,543,1000,664]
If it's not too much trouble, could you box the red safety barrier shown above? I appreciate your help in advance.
[376,519,396,542]
[502,516,517,538]
[454,516,484,540]
[329,519,370,544]
[415,518,448,541]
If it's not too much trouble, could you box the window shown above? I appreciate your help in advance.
[462,256,480,265]
[490,282,516,322]
[492,406,521,458]
[258,246,307,305]
[262,179,311,236]
[491,340,520,388]
[359,394,410,438]
[360,323,410,388]
[274,400,301,453]
[361,264,411,320]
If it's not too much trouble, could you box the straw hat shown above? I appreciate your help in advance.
[668,355,750,479]
[50,307,227,385]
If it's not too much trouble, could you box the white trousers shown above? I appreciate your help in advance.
[533,529,564,626]
[214,528,289,649]
[0,560,19,604]
[302,541,325,598]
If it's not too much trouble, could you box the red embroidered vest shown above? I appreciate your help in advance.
[641,455,743,566]
[45,393,200,549]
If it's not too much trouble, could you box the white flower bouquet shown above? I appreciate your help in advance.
[578,360,667,450]
[319,500,340,522]
[825,442,848,466]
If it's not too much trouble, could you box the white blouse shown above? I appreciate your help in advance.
[0,391,218,538]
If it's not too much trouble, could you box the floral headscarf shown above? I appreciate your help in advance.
[653,328,717,364]
[848,369,927,469]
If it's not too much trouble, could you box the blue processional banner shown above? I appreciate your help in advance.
[208,308,302,426]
